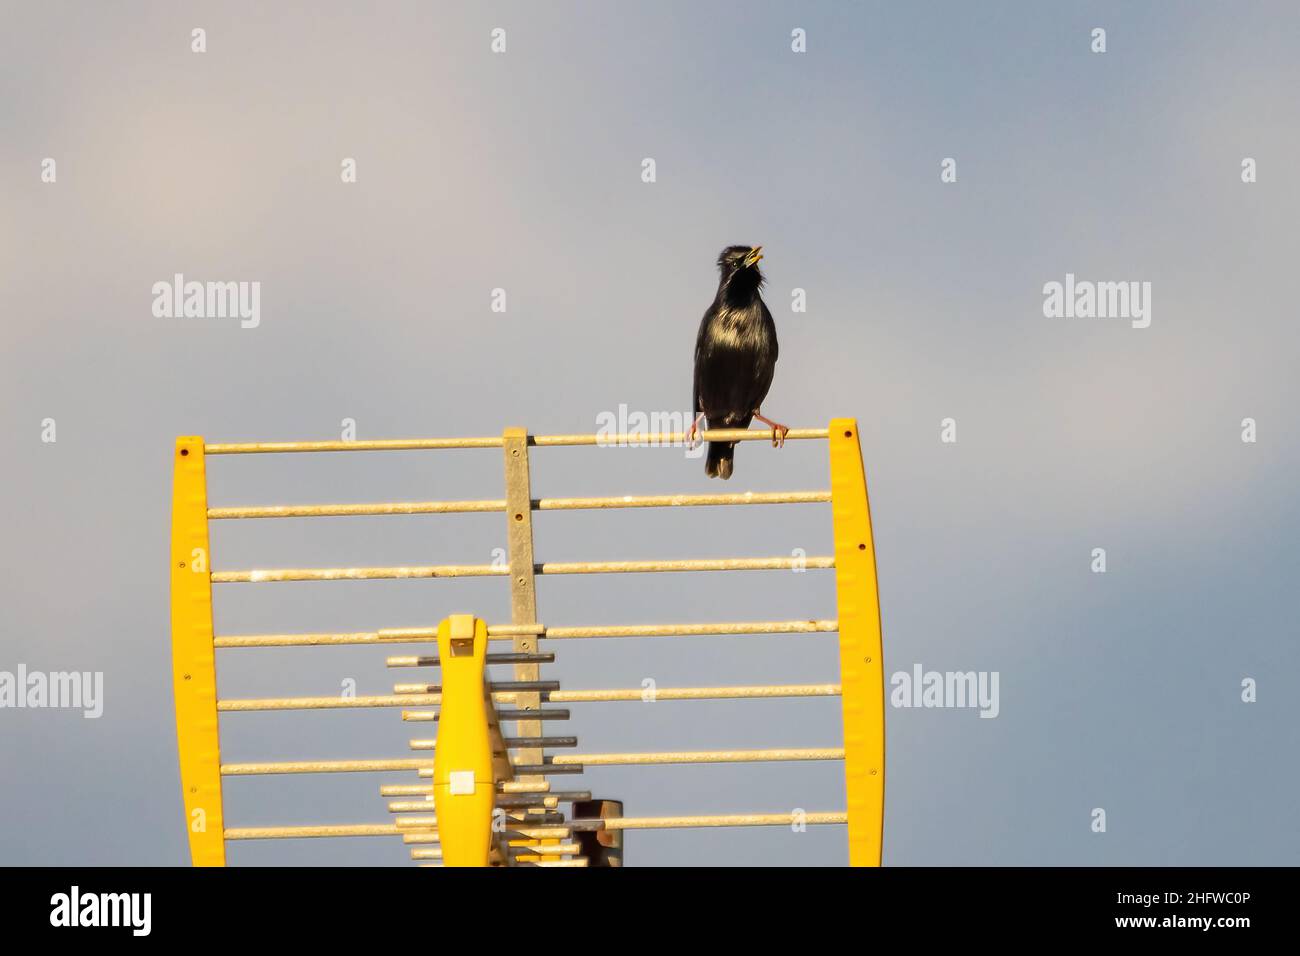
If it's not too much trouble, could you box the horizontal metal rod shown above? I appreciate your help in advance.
[212,556,833,584]
[386,799,434,813]
[379,781,549,797]
[225,824,414,840]
[219,687,834,715]
[508,843,582,857]
[208,490,830,520]
[393,816,437,829]
[536,490,830,510]
[509,764,585,775]
[211,565,504,584]
[389,682,491,693]
[379,680,558,693]
[379,781,552,798]
[503,791,590,804]
[486,624,548,637]
[380,784,435,797]
[386,651,555,668]
[502,736,578,748]
[407,708,570,734]
[518,858,589,868]
[506,840,580,852]
[402,826,571,844]
[570,812,848,831]
[493,796,562,810]
[404,734,577,750]
[542,619,838,640]
[393,812,566,832]
[386,795,563,813]
[547,684,839,703]
[396,698,507,713]
[214,627,442,649]
[538,556,833,575]
[500,780,550,794]
[205,428,828,455]
[503,823,570,835]
[531,428,829,446]
[550,748,844,766]
[206,437,504,454]
[209,500,506,519]
[397,684,840,707]
[487,680,561,693]
[218,694,442,712]
[222,758,428,775]
[213,619,836,649]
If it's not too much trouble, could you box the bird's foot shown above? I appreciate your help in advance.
[685,413,706,450]
[754,413,788,447]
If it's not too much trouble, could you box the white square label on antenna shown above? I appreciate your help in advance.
[449,771,475,795]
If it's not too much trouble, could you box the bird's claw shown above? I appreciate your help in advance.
[686,414,706,451]
[754,413,789,447]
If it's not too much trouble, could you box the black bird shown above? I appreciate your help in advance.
[688,245,788,479]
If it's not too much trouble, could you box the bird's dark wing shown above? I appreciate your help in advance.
[762,298,778,365]
[692,323,704,416]
[692,301,720,416]
[744,298,778,412]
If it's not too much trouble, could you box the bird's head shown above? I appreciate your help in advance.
[717,245,765,286]
[718,245,764,272]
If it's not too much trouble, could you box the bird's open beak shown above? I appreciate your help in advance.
[743,246,764,267]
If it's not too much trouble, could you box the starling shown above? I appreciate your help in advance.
[688,245,788,479]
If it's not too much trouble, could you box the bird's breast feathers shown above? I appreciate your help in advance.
[705,305,773,351]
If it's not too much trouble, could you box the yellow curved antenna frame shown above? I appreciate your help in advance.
[828,420,886,866]
[170,437,226,866]
[170,418,885,866]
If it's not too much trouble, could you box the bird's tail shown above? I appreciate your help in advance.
[705,441,735,480]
